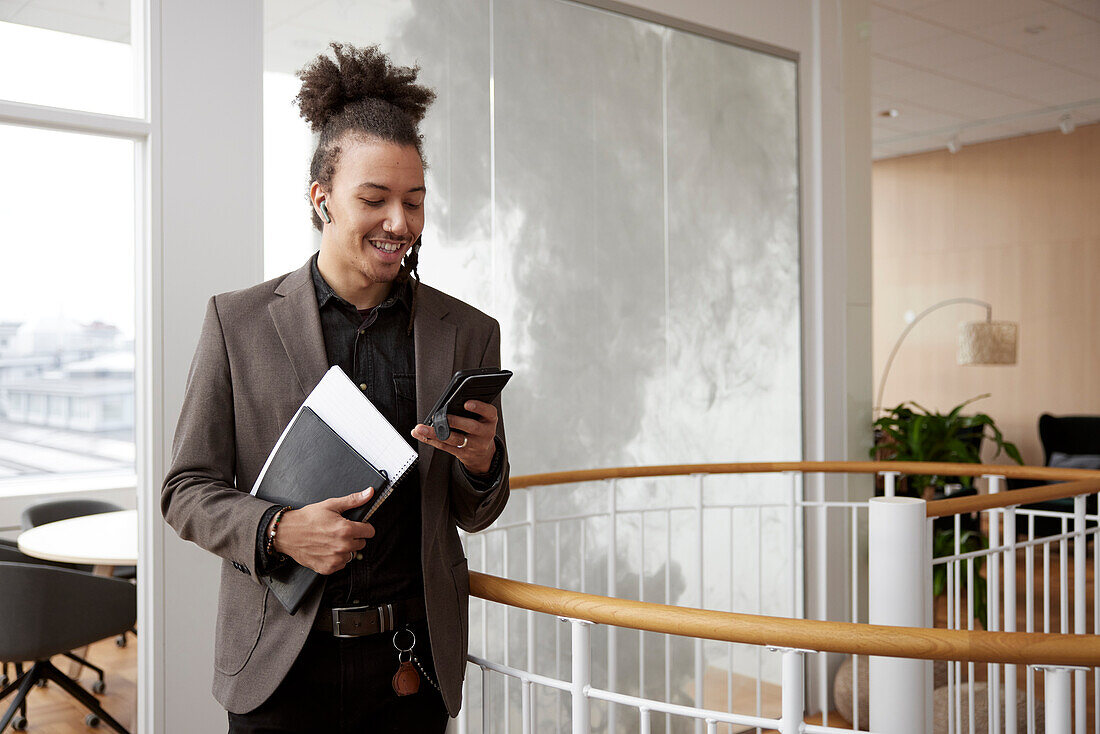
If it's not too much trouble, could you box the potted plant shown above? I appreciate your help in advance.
[872,393,1023,498]
[870,394,1023,629]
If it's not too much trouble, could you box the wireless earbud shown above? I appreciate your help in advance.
[319,200,332,224]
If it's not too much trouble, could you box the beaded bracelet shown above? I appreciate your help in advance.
[265,506,292,558]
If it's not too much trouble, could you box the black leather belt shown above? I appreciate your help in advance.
[314,598,426,638]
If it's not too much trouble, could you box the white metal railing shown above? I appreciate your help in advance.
[456,462,1100,734]
[930,478,1100,734]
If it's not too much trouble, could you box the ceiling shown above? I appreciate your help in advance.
[2,0,1098,160]
[871,0,1100,159]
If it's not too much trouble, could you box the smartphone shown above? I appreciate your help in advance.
[424,367,512,441]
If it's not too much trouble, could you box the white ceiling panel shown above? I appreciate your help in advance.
[972,6,1100,49]
[1057,0,1100,22]
[938,52,1068,86]
[910,81,1038,119]
[909,0,1050,30]
[873,56,918,82]
[880,33,1002,67]
[874,103,971,133]
[999,68,1100,101]
[874,66,959,100]
[872,0,1100,158]
[871,11,950,52]
[874,0,943,11]
[1030,29,1100,66]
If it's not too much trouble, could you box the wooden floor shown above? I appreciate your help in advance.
[2,636,136,734]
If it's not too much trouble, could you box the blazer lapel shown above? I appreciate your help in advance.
[269,261,329,400]
[414,288,457,514]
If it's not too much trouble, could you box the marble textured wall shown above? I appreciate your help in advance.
[398,0,801,475]
[265,0,800,475]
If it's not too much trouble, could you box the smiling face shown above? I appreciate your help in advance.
[311,136,426,307]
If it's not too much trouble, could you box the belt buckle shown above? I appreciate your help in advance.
[330,603,395,638]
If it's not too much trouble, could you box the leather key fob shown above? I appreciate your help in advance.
[392,661,420,696]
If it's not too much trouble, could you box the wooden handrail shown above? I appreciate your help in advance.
[470,571,1100,667]
[926,477,1100,518]
[510,461,1100,489]
[510,461,1100,519]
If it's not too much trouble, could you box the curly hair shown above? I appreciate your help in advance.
[296,43,436,331]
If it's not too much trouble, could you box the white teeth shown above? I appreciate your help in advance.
[371,241,401,253]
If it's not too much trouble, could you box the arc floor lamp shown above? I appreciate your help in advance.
[875,297,1018,414]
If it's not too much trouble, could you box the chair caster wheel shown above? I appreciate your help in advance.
[35,678,48,688]
[0,674,8,687]
[12,714,28,730]
[92,679,106,694]
[115,634,127,648]
[85,712,101,727]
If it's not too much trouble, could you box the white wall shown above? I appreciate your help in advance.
[144,0,870,729]
[141,1,264,732]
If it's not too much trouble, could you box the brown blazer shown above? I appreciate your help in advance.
[161,259,509,716]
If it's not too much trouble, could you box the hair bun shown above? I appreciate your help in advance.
[295,42,435,132]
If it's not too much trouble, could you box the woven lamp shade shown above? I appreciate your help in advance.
[957,321,1017,365]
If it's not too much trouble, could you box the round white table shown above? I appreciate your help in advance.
[17,509,137,575]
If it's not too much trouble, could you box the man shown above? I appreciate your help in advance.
[161,44,508,732]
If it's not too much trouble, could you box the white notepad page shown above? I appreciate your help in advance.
[250,366,418,498]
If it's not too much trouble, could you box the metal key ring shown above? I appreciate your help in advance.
[393,627,416,653]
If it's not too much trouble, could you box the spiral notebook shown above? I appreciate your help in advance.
[249,366,419,613]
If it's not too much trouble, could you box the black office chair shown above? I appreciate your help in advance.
[21,498,138,650]
[0,562,134,733]
[0,539,116,731]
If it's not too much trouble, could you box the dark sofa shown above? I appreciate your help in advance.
[1007,413,1100,535]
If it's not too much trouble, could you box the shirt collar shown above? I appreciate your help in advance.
[310,252,411,313]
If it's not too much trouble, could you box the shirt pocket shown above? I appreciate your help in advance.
[393,373,417,436]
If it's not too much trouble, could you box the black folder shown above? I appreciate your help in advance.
[254,406,390,614]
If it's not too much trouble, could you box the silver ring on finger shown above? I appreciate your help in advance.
[457,436,468,449]
[348,551,355,564]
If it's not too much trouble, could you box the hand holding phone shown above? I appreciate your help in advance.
[423,368,512,441]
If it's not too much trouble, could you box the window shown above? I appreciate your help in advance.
[0,12,144,491]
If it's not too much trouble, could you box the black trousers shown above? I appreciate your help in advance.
[228,620,449,734]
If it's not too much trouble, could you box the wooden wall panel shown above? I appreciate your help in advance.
[872,123,1100,466]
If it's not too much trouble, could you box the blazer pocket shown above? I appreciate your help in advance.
[214,574,269,676]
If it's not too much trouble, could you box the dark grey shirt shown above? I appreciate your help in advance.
[256,254,500,609]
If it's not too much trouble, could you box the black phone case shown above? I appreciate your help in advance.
[426,368,512,440]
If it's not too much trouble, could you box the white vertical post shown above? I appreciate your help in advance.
[870,496,928,734]
[569,618,592,734]
[458,673,469,734]
[780,649,805,734]
[694,474,705,734]
[607,479,617,734]
[881,470,900,498]
[526,491,536,681]
[1043,666,1072,734]
[521,680,532,734]
[786,471,799,619]
[986,476,1002,734]
[1073,494,1086,734]
[1003,504,1017,734]
[482,665,490,734]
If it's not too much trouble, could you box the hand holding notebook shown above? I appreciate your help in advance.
[249,366,419,614]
